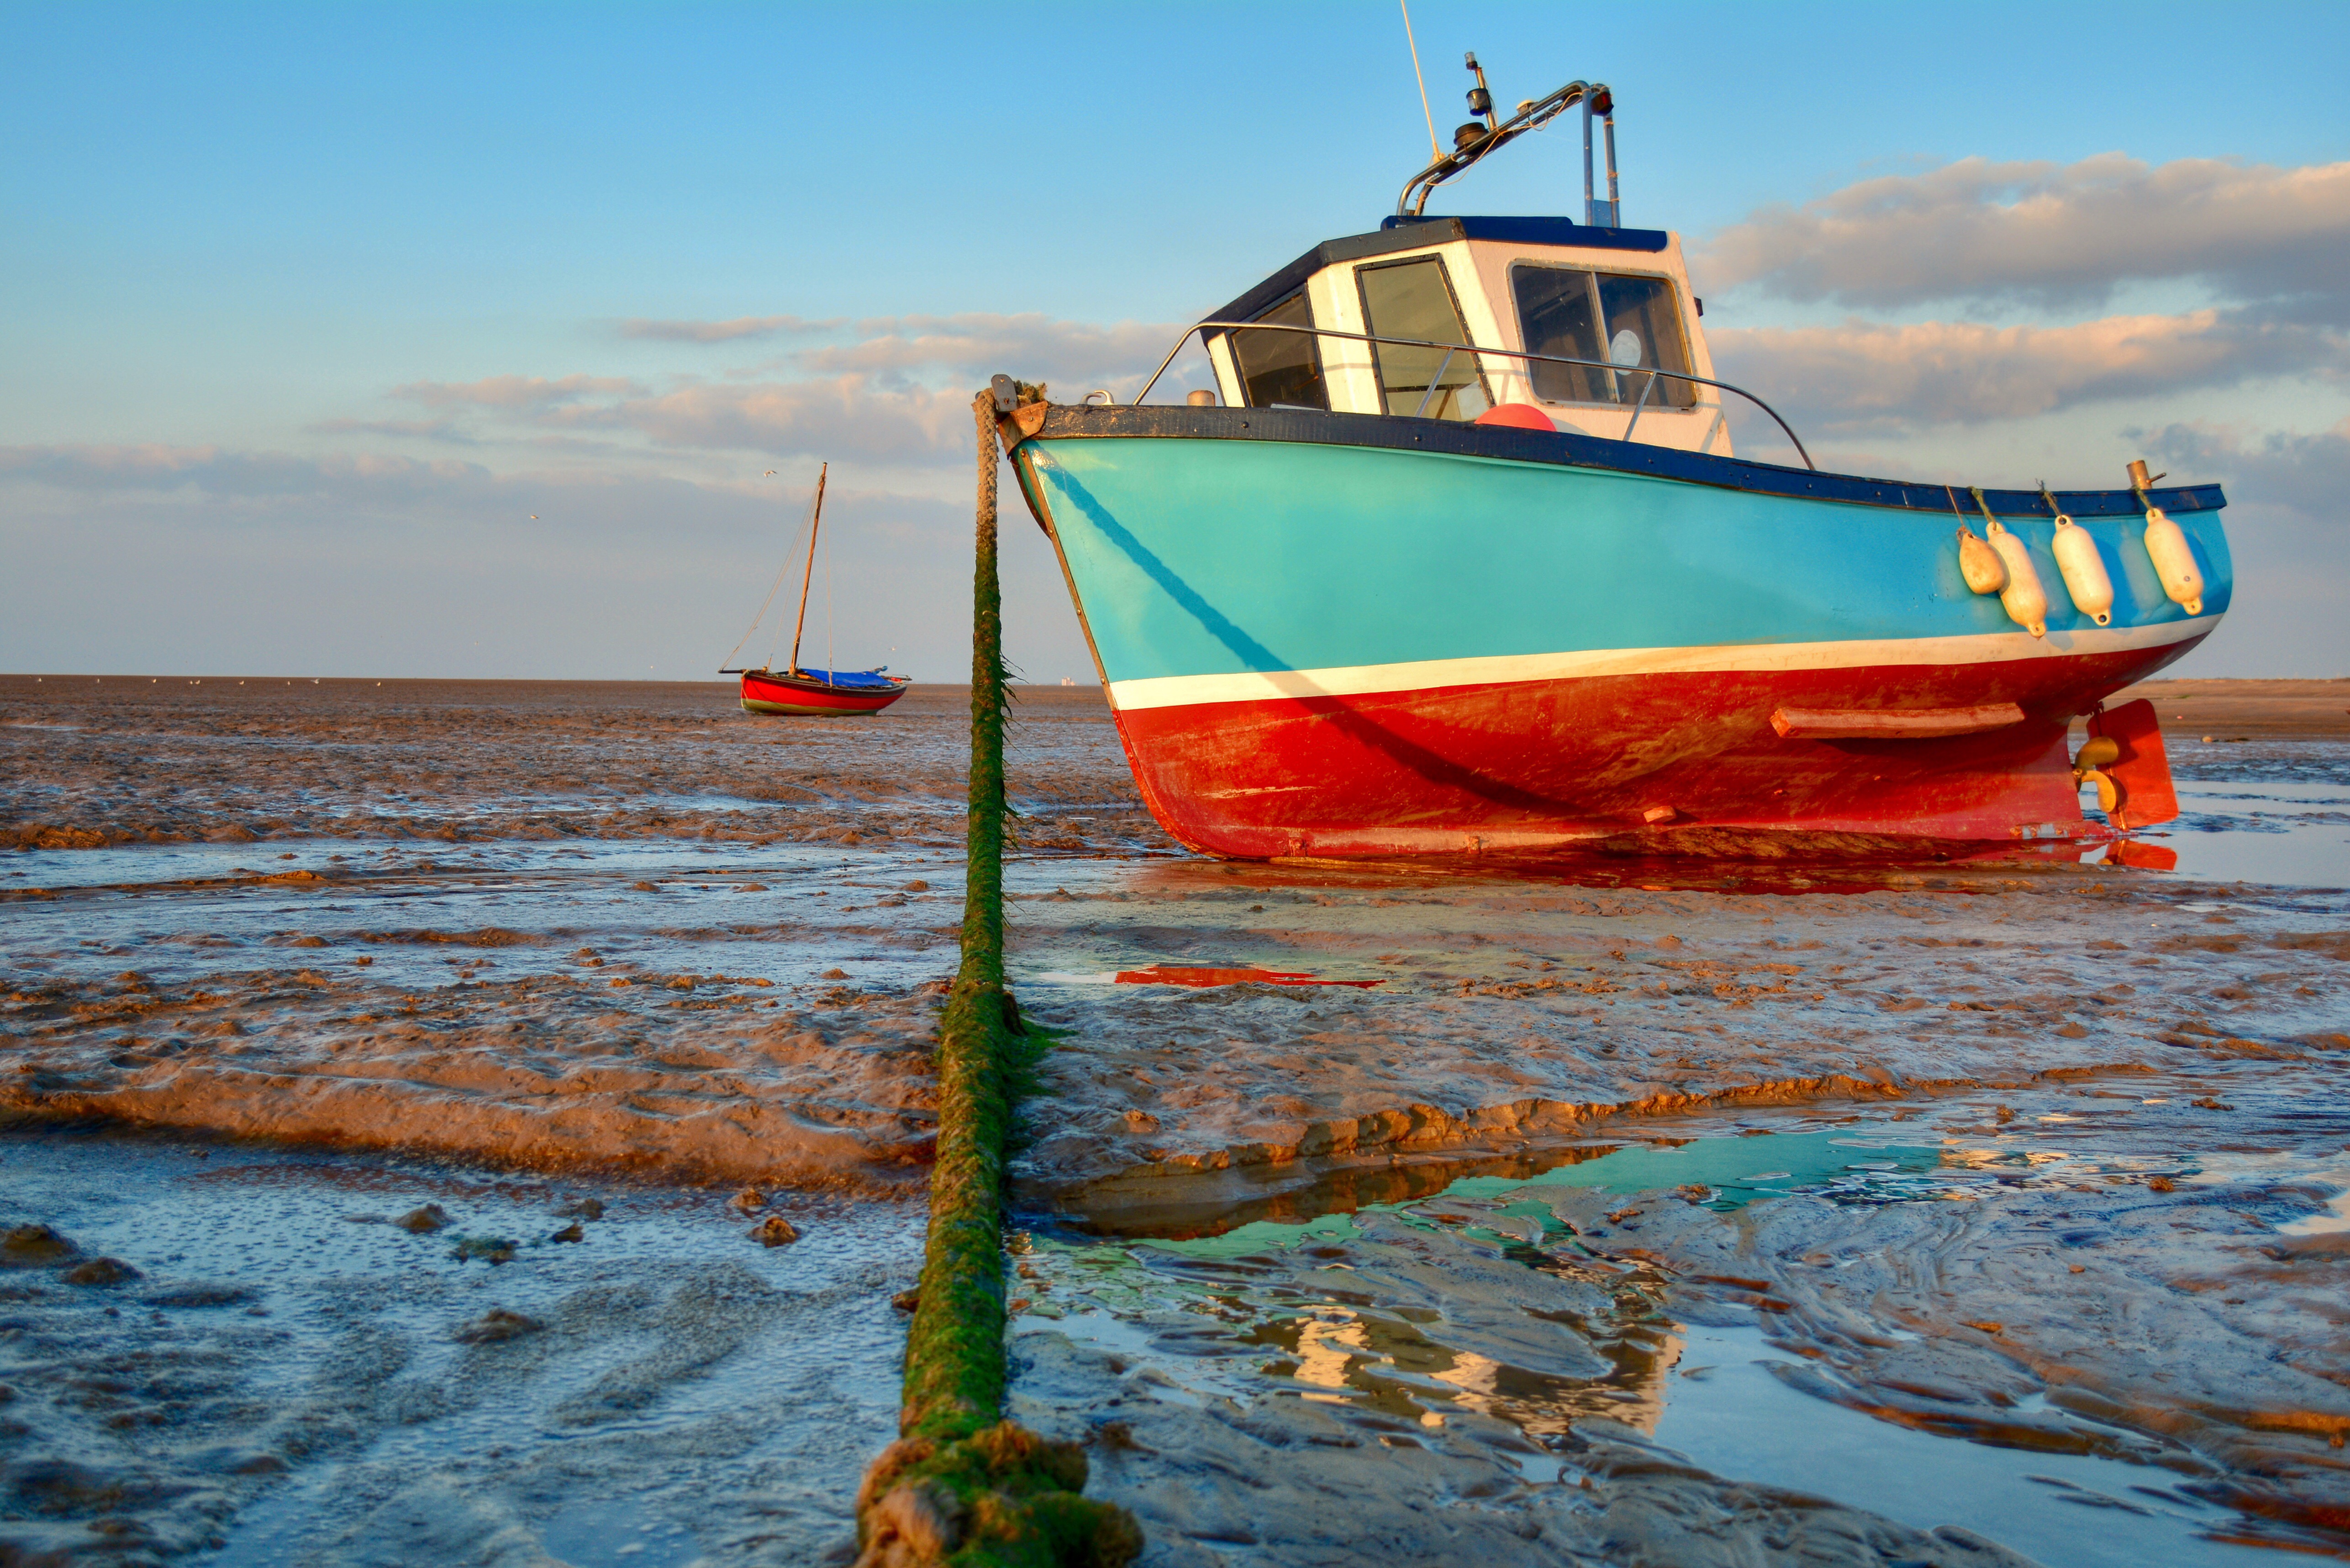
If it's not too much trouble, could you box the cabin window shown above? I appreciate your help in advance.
[1231,291,1329,410]
[1354,256,1491,420]
[1511,265,1696,410]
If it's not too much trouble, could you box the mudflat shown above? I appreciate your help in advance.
[4,678,1160,1191]
[2110,678,2350,737]
[3,674,2346,1564]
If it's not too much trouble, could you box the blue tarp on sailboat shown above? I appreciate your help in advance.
[794,668,899,690]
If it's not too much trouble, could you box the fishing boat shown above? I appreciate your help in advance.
[992,58,2225,860]
[721,462,913,716]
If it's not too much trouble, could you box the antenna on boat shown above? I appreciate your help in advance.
[1399,0,1441,163]
[788,461,827,678]
[1462,52,1498,145]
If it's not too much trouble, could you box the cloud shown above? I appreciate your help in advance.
[376,311,1200,464]
[618,314,844,343]
[0,443,492,500]
[796,313,1183,387]
[616,310,1189,389]
[1698,155,2350,314]
[391,374,641,410]
[308,417,481,445]
[545,376,978,461]
[303,420,631,459]
[1710,306,2344,432]
[2143,417,2350,521]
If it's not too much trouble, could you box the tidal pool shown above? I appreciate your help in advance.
[1013,1074,2350,1565]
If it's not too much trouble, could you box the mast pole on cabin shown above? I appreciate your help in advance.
[789,463,827,678]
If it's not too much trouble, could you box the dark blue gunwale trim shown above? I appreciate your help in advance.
[1022,404,2225,519]
[1378,214,1669,250]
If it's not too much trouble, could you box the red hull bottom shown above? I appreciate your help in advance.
[1109,642,2200,860]
[739,671,909,716]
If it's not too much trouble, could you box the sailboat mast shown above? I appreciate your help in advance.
[788,463,827,677]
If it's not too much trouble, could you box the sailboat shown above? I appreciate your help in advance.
[721,462,913,716]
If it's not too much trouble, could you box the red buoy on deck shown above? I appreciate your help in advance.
[1473,403,1558,431]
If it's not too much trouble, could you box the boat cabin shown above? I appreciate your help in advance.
[1191,66,1732,457]
[1201,216,1723,455]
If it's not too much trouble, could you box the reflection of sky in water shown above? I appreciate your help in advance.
[1654,1323,2274,1568]
[2086,751,2350,885]
[1025,1116,2306,1568]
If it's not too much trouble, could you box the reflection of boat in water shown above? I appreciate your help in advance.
[721,462,912,716]
[996,56,2223,859]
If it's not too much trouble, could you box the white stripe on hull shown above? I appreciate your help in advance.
[1105,617,2218,713]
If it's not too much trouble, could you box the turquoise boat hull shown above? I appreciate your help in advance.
[1007,405,2228,858]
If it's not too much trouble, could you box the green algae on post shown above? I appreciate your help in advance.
[851,387,1141,1568]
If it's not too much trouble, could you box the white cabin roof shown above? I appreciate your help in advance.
[1201,214,1729,457]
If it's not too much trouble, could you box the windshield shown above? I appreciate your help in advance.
[1231,291,1329,410]
[1512,264,1695,409]
[1355,257,1493,420]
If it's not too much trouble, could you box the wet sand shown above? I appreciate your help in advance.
[2108,678,2350,739]
[5,675,2348,1563]
[0,677,1159,856]
[2,680,1158,1192]
[1,1131,914,1567]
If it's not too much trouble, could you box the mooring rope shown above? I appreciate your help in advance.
[849,389,1141,1568]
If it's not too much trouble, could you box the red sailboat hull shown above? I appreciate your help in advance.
[739,669,911,716]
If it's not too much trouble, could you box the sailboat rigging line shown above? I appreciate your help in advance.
[764,500,805,674]
[788,462,828,677]
[717,473,820,674]
[824,489,835,686]
[766,486,822,673]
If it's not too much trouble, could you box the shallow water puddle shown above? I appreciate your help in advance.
[2186,1148,2350,1236]
[2150,778,2350,887]
[1652,1323,2270,1568]
[0,1130,911,1565]
[1016,1090,2349,1564]
[2075,739,2350,888]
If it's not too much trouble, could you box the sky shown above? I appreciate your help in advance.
[4,0,2346,683]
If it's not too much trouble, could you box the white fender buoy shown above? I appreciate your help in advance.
[2050,516,2113,625]
[1956,529,2007,595]
[1985,522,2047,637]
[2140,507,2205,615]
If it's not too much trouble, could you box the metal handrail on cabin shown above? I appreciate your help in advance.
[1397,78,1592,219]
[1393,66,1618,225]
[1128,319,1818,472]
